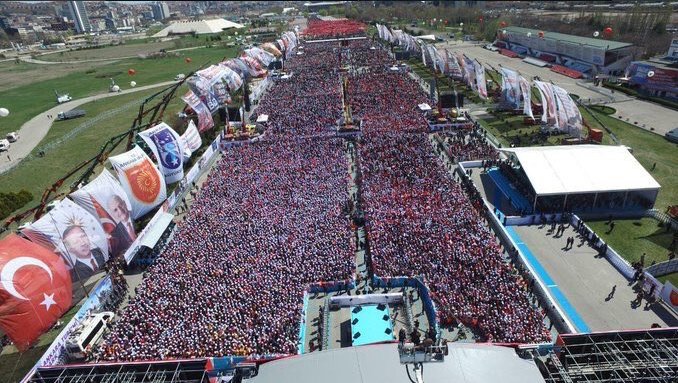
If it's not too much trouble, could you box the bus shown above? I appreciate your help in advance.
[65,312,114,361]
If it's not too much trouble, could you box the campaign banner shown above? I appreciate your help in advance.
[500,67,521,109]
[196,65,231,106]
[138,122,184,184]
[464,56,476,90]
[180,120,202,161]
[474,61,487,100]
[445,50,462,78]
[456,52,467,83]
[109,146,167,219]
[182,90,214,132]
[70,170,136,258]
[244,47,275,67]
[218,64,243,92]
[659,281,678,311]
[552,84,583,136]
[188,76,220,114]
[0,234,72,351]
[22,199,109,284]
[261,42,282,57]
[518,76,534,120]
[534,80,558,125]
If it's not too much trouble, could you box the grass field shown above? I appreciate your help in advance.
[0,86,185,204]
[36,39,191,62]
[0,45,238,138]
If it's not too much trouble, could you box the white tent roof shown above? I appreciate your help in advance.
[251,343,545,383]
[153,19,244,37]
[503,145,660,196]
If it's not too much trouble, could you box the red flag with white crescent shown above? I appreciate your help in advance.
[0,234,72,351]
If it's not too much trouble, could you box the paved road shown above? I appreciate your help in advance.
[0,80,177,174]
[439,42,678,136]
[514,224,678,331]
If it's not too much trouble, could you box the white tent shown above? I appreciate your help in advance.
[153,19,244,37]
[502,145,660,196]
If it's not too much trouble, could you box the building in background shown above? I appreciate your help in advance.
[67,0,91,34]
[152,1,171,21]
[624,61,678,101]
[495,26,636,78]
[667,38,678,61]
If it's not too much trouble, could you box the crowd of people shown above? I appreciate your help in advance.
[440,127,499,163]
[95,41,356,361]
[95,29,552,362]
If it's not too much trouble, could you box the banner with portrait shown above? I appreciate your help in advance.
[500,67,521,109]
[70,170,136,258]
[551,84,583,136]
[534,80,558,125]
[138,122,184,184]
[474,61,487,100]
[518,76,534,120]
[261,42,282,57]
[182,90,214,132]
[244,47,275,67]
[22,198,109,284]
[464,56,476,91]
[109,146,167,219]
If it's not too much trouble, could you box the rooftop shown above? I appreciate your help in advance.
[502,26,633,51]
[152,19,244,37]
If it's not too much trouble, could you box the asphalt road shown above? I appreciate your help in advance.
[439,41,678,136]
[0,80,177,175]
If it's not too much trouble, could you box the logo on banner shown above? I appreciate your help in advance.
[124,159,162,203]
[150,129,181,171]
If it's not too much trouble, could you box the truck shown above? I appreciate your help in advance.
[54,90,72,104]
[57,109,86,121]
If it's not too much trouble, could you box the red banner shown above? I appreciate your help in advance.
[0,234,72,351]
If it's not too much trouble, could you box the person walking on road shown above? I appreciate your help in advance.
[606,285,616,301]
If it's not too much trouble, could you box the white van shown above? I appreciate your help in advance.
[6,132,18,142]
[65,311,114,361]
[0,139,9,152]
[174,73,186,81]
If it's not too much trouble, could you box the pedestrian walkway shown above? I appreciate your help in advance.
[512,224,677,331]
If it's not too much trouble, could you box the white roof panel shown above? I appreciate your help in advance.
[503,145,660,196]
[251,343,545,383]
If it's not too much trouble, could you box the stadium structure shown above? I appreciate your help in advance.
[3,18,677,383]
[494,26,636,78]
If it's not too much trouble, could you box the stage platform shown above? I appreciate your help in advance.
[351,304,395,346]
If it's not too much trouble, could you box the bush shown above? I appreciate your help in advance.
[0,190,33,220]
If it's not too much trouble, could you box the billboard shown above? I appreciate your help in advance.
[22,199,109,283]
[109,146,167,219]
[70,170,136,258]
[138,122,185,184]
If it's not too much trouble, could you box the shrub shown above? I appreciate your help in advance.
[0,190,34,220]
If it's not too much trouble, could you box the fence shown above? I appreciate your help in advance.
[644,209,678,231]
[646,259,678,277]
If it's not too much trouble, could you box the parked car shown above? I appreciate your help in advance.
[665,128,678,143]
[6,132,18,142]
[0,139,9,152]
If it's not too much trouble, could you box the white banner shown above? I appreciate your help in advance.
[464,56,476,91]
[138,122,184,184]
[329,293,403,308]
[500,67,521,109]
[22,199,109,283]
[180,120,202,161]
[109,146,167,219]
[551,84,583,137]
[244,47,275,67]
[445,50,462,78]
[534,80,558,125]
[70,170,136,258]
[519,76,534,120]
[474,61,487,100]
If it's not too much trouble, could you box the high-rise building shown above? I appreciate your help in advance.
[67,1,91,34]
[152,1,171,21]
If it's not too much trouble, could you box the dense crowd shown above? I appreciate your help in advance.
[359,134,549,343]
[95,40,355,361]
[441,127,499,163]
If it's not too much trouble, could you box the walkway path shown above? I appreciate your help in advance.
[0,80,176,174]
[513,224,678,331]
[19,46,207,65]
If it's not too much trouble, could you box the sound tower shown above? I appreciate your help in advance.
[438,92,463,109]
[227,106,241,122]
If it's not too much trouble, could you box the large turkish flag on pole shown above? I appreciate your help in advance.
[0,234,72,351]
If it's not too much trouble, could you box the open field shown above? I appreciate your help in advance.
[0,60,120,92]
[35,39,190,62]
[0,87,182,202]
[0,45,238,138]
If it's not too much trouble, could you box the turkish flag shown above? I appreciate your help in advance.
[0,234,72,351]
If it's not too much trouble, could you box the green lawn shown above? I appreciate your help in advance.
[0,45,238,138]
[0,87,182,204]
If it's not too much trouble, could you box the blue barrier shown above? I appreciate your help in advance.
[487,168,532,213]
[297,292,310,354]
[505,227,591,333]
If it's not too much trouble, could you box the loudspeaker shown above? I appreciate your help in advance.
[268,60,282,70]
[439,92,463,108]
[227,107,241,121]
